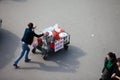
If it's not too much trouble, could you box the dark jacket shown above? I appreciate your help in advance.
[101,58,117,80]
[21,28,43,45]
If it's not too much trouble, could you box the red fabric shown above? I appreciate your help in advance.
[60,29,64,33]
[37,38,43,46]
[52,27,65,40]
[50,43,54,49]
[52,30,60,40]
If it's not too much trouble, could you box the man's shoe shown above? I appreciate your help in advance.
[25,59,31,62]
[13,64,19,69]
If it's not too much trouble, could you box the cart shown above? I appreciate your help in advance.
[32,24,70,60]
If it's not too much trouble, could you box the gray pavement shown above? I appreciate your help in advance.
[0,0,120,80]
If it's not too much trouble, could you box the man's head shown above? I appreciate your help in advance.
[28,22,33,29]
[44,32,49,37]
[107,52,116,60]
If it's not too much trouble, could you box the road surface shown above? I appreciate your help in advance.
[0,0,120,80]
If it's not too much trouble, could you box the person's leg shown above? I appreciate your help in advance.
[24,44,30,62]
[13,43,26,68]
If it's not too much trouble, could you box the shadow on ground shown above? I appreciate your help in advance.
[0,28,20,69]
[20,45,87,73]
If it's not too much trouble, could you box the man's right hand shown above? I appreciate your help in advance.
[33,26,37,29]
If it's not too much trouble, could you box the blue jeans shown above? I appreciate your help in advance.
[13,43,30,65]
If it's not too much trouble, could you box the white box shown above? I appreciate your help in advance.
[54,39,64,52]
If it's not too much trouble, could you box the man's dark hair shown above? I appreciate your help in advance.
[107,52,117,62]
[28,22,33,29]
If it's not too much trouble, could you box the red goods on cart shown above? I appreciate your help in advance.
[51,26,65,40]
[52,29,60,40]
[50,43,54,49]
[37,38,43,46]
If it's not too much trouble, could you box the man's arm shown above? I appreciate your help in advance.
[33,32,44,37]
[115,76,120,80]
[111,73,120,80]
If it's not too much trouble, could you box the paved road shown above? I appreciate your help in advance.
[0,0,120,80]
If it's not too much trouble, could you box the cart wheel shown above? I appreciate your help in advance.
[43,54,48,60]
[32,48,36,54]
[64,45,68,50]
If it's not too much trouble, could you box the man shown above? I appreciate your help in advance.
[100,52,117,80]
[13,22,44,69]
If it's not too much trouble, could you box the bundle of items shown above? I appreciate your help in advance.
[43,24,66,40]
